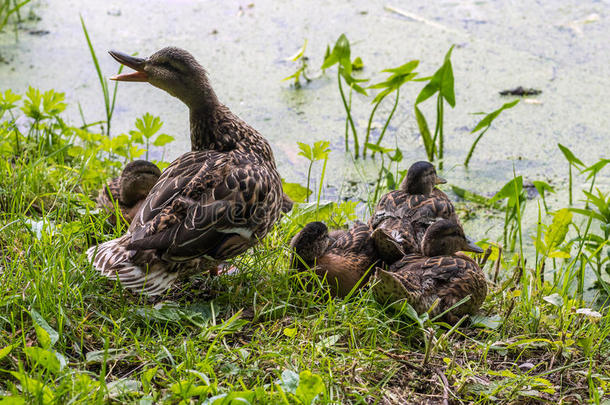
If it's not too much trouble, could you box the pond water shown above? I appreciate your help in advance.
[1,0,608,247]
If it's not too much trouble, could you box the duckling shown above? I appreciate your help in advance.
[372,220,486,323]
[369,161,459,262]
[290,221,378,298]
[87,47,284,295]
[97,160,161,225]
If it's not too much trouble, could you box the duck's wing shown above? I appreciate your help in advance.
[328,222,375,255]
[127,150,280,262]
[369,191,404,228]
[419,256,487,319]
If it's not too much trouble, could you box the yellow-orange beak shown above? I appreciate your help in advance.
[108,50,148,82]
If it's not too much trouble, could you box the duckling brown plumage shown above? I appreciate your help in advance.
[370,161,459,262]
[97,160,161,225]
[87,47,284,295]
[290,221,378,298]
[372,220,486,323]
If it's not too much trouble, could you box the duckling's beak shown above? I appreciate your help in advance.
[464,237,484,254]
[108,50,148,82]
[435,175,447,185]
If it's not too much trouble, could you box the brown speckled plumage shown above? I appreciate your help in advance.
[96,160,161,225]
[372,220,486,323]
[290,221,378,297]
[88,47,283,295]
[369,161,460,261]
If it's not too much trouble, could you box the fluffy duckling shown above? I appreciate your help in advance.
[97,160,161,225]
[372,220,486,323]
[370,161,459,263]
[88,47,284,295]
[290,221,378,298]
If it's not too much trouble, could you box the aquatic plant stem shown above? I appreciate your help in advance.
[363,94,386,159]
[568,163,572,205]
[373,88,400,158]
[305,161,313,203]
[438,95,444,170]
[317,155,328,211]
[337,70,359,158]
[464,126,490,167]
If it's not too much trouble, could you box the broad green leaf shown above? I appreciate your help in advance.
[489,176,523,205]
[153,133,175,147]
[470,314,503,330]
[0,395,26,404]
[297,142,313,160]
[171,380,210,398]
[471,99,519,133]
[42,89,67,116]
[321,34,350,70]
[86,348,131,364]
[9,372,54,404]
[364,142,393,154]
[278,369,299,394]
[295,370,325,405]
[582,158,610,179]
[282,180,312,203]
[389,147,403,162]
[107,379,142,397]
[532,180,555,197]
[544,208,572,253]
[141,366,158,393]
[569,207,606,223]
[0,344,14,360]
[24,347,62,374]
[135,113,163,139]
[311,140,331,160]
[382,60,419,75]
[0,89,22,111]
[542,293,564,307]
[415,45,456,106]
[414,105,434,160]
[557,143,585,167]
[548,250,571,259]
[283,327,297,338]
[30,309,59,348]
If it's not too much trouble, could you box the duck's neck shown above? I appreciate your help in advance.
[184,75,226,151]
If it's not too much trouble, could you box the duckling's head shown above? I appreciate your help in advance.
[401,161,446,195]
[119,160,161,206]
[421,219,483,257]
[290,221,330,264]
[109,47,217,109]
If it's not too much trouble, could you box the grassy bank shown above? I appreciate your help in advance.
[0,88,609,404]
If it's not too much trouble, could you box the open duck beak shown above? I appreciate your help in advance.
[463,237,484,254]
[108,50,148,82]
[435,175,447,185]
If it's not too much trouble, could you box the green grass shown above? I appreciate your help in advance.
[1,89,609,404]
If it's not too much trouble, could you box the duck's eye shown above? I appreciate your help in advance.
[160,61,175,71]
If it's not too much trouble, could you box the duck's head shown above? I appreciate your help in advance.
[401,161,446,195]
[119,160,161,206]
[290,221,330,264]
[421,219,483,257]
[109,47,217,108]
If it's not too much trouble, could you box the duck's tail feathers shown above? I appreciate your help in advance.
[86,234,178,296]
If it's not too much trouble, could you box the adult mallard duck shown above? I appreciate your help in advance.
[87,47,284,295]
[372,220,486,323]
[290,221,378,298]
[97,160,161,225]
[369,161,459,263]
